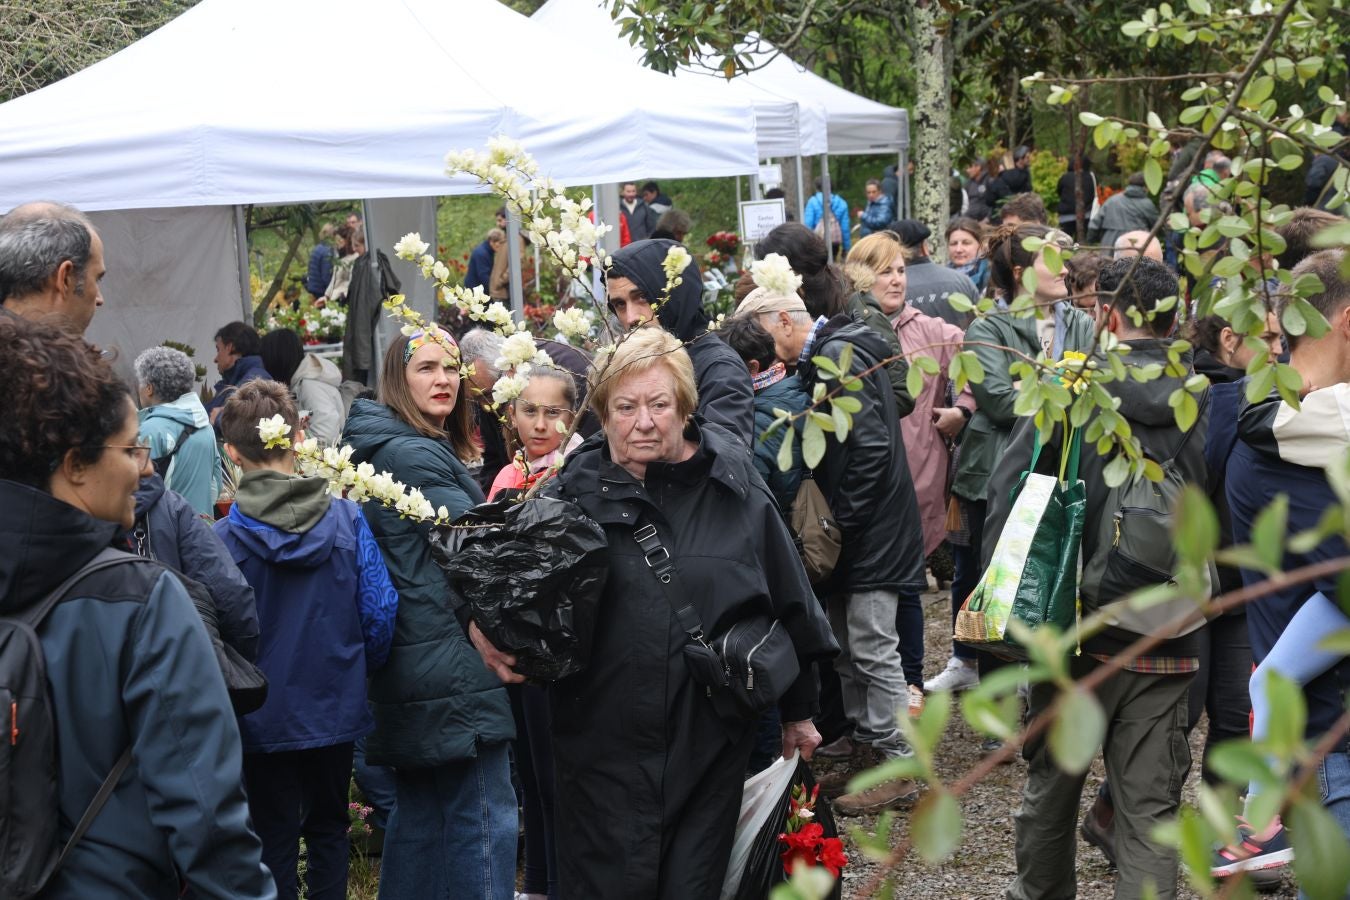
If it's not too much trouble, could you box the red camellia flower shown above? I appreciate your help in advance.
[818,837,848,877]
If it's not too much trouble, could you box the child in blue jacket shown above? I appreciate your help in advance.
[214,380,397,900]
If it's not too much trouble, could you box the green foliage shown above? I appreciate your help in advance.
[1028,150,1068,213]
[1290,798,1350,899]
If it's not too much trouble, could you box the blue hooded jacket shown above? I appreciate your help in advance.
[205,355,272,424]
[214,472,397,753]
[139,393,220,516]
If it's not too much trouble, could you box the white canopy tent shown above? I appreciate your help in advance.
[0,0,760,383]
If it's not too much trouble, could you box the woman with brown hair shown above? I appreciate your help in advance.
[341,328,516,899]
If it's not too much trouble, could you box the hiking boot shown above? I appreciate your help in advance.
[833,776,921,816]
[1211,817,1294,881]
[816,735,855,759]
[1080,790,1117,868]
[908,684,926,718]
[814,743,879,797]
[924,657,979,693]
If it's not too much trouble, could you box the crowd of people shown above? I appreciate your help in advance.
[1,121,1349,900]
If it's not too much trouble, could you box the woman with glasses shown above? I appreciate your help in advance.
[0,315,275,898]
[342,328,516,900]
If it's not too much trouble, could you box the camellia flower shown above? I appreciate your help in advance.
[393,232,430,261]
[750,253,804,297]
[258,415,292,450]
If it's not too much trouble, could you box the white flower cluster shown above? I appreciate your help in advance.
[258,415,292,449]
[750,253,804,297]
[496,331,551,371]
[438,284,519,335]
[552,306,594,341]
[279,432,449,525]
[492,371,532,406]
[662,245,692,285]
[319,307,347,329]
[393,233,429,260]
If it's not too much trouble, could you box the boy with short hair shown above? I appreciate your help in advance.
[215,380,397,900]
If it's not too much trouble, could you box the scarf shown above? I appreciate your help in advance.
[752,361,788,393]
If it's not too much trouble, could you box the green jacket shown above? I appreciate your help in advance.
[342,399,514,768]
[952,305,1095,503]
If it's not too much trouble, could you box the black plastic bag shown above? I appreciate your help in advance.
[733,758,843,900]
[428,496,608,681]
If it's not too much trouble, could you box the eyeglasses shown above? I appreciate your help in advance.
[513,401,574,422]
[103,437,153,467]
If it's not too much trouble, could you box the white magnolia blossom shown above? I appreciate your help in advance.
[258,415,292,449]
[393,233,430,261]
[553,306,594,341]
[497,331,550,371]
[750,253,804,297]
[662,245,692,285]
[492,370,532,406]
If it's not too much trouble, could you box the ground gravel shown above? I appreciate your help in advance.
[828,589,1299,899]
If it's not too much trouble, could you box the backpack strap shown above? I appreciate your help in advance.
[632,514,708,646]
[152,424,199,477]
[55,747,133,870]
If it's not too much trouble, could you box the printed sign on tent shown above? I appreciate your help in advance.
[739,198,787,243]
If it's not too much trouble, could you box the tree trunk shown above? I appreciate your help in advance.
[253,228,305,328]
[911,0,952,259]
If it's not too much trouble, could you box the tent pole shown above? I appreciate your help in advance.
[234,206,251,321]
[819,153,834,262]
[794,156,806,222]
[736,175,742,208]
[507,208,524,322]
[362,199,382,386]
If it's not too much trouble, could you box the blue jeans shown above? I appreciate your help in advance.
[377,743,517,900]
[1306,749,1350,900]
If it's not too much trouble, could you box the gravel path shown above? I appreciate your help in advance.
[828,589,1299,899]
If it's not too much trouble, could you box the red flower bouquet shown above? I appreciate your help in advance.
[778,782,848,878]
[706,230,740,255]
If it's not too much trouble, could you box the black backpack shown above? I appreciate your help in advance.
[0,548,135,898]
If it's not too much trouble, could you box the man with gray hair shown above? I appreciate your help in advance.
[458,327,509,493]
[0,201,105,334]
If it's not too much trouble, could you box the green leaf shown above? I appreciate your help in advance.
[912,789,963,864]
[915,354,940,375]
[1282,300,1308,336]
[811,354,840,378]
[832,395,862,414]
[962,351,985,383]
[911,688,952,752]
[831,402,851,441]
[947,292,974,313]
[776,424,795,473]
[1144,156,1163,196]
[1079,111,1105,126]
[837,342,854,374]
[1318,627,1350,655]
[1173,486,1218,566]
[1215,545,1280,577]
[1245,365,1276,403]
[1242,75,1275,107]
[1121,19,1147,37]
[1103,454,1131,488]
[1207,739,1277,787]
[801,418,826,469]
[1290,797,1350,900]
[1049,688,1106,775]
[1171,389,1199,432]
[1311,221,1350,249]
[906,363,924,399]
[1263,670,1306,756]
[1250,494,1288,574]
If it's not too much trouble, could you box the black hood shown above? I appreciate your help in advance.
[1193,348,1243,384]
[608,239,707,341]
[0,479,120,612]
[132,474,167,519]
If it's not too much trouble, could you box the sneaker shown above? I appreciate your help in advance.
[924,657,979,693]
[1210,818,1294,879]
[833,777,921,816]
[1080,791,1117,868]
[816,735,855,759]
[908,684,926,717]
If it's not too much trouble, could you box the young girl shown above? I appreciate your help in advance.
[488,364,583,502]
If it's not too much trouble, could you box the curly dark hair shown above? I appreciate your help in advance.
[0,315,132,488]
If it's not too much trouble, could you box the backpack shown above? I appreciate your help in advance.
[813,199,843,246]
[0,548,136,899]
[1079,392,1211,639]
[151,424,198,479]
[790,474,841,584]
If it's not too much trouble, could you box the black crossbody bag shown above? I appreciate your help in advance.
[633,517,799,720]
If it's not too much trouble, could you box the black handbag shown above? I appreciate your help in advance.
[633,517,799,719]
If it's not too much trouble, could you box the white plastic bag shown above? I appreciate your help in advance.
[719,751,800,900]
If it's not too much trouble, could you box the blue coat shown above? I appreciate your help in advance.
[215,496,397,753]
[138,394,220,516]
[125,474,259,661]
[205,355,272,420]
[0,480,274,899]
[342,399,514,767]
[804,191,852,252]
[464,238,495,291]
[751,375,810,515]
[305,243,334,296]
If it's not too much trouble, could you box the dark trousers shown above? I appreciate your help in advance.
[1188,613,1253,784]
[242,742,355,900]
[1009,658,1193,900]
[509,684,558,899]
[895,590,924,687]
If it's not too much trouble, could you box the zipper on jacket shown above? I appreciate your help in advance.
[744,621,779,691]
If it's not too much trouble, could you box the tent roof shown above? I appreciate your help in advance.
[532,0,828,158]
[0,0,760,213]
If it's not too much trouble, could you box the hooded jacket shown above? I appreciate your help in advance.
[608,239,756,449]
[1194,349,1247,598]
[544,419,837,898]
[1088,184,1161,249]
[139,392,220,516]
[953,304,1096,503]
[751,373,811,515]
[214,470,397,753]
[1230,385,1350,740]
[0,480,274,899]
[797,316,927,594]
[205,355,272,421]
[291,352,347,445]
[341,399,514,767]
[983,339,1210,658]
[123,474,259,661]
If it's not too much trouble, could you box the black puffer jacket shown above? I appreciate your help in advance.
[797,316,927,595]
[608,239,755,449]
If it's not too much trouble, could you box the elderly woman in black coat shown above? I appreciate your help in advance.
[472,326,837,899]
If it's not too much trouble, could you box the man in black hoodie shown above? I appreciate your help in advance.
[989,257,1208,900]
[605,239,755,449]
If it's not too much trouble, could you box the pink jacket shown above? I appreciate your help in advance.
[893,305,972,555]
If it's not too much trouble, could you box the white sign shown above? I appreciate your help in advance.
[739,198,787,242]
[758,163,783,188]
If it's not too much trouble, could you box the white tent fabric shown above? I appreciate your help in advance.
[0,0,760,213]
[532,0,828,158]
